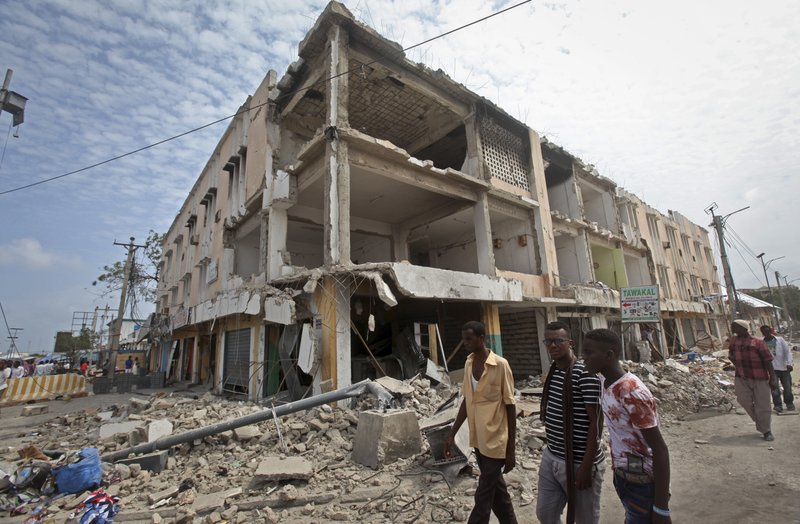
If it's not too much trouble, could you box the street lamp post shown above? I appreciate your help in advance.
[756,253,784,328]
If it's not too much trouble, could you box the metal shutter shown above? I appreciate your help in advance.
[223,328,251,392]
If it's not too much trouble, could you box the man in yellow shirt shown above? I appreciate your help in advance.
[445,321,518,524]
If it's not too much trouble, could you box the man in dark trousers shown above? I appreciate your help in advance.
[583,328,672,524]
[759,324,794,412]
[536,321,605,524]
[444,321,518,524]
[729,320,777,439]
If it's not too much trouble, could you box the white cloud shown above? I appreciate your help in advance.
[0,238,82,270]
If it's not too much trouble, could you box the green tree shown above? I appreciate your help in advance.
[54,328,94,367]
[92,230,165,305]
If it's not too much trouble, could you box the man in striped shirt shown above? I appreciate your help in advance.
[536,321,605,524]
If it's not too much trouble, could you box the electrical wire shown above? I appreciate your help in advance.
[0,0,533,197]
[725,237,764,287]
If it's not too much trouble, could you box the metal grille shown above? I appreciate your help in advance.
[480,115,530,191]
[223,328,251,392]
[349,60,442,151]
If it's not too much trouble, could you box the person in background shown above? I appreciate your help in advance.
[583,328,672,524]
[759,325,794,412]
[80,359,89,376]
[729,320,777,440]
[10,361,24,379]
[0,361,9,399]
[444,321,518,524]
[132,357,140,376]
[124,356,134,374]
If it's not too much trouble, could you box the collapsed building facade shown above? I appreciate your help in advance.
[152,2,726,402]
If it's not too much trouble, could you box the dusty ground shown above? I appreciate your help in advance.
[597,408,800,524]
[0,381,798,523]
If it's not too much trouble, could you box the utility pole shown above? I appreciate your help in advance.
[756,253,783,328]
[105,237,146,381]
[706,203,748,321]
[775,271,791,332]
[0,69,27,127]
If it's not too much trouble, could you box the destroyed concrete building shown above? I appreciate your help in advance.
[152,2,726,402]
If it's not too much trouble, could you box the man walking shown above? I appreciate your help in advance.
[536,321,605,524]
[759,325,794,412]
[444,321,518,524]
[583,329,671,524]
[729,320,777,440]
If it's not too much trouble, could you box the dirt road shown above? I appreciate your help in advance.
[597,408,800,524]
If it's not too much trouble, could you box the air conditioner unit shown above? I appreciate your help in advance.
[190,234,200,245]
[662,241,671,249]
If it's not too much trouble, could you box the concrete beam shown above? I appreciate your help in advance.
[388,263,522,302]
[529,129,558,288]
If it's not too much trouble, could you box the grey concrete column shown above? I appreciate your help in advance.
[473,192,496,275]
[323,24,351,266]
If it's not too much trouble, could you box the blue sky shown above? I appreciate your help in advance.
[1,0,798,352]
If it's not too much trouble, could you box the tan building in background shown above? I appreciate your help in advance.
[154,2,726,402]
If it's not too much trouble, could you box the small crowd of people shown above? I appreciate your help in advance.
[443,318,797,524]
[444,320,671,524]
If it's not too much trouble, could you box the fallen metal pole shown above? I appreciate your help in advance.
[102,379,394,463]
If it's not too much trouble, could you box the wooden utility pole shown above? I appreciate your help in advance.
[105,237,145,381]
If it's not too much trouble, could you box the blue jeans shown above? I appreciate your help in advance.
[613,472,654,524]
[771,370,794,409]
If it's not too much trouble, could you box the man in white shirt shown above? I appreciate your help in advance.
[760,325,794,412]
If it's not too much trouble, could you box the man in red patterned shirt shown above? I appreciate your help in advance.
[583,328,671,524]
[728,319,777,441]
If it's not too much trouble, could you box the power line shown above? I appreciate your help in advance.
[0,0,533,197]
[725,237,764,287]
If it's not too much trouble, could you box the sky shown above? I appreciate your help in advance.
[0,0,798,352]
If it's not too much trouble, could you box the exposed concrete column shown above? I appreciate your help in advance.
[528,129,558,287]
[249,323,262,402]
[578,232,594,282]
[462,112,487,179]
[482,303,503,356]
[315,276,352,391]
[191,336,200,384]
[473,192,496,275]
[260,70,281,276]
[323,25,351,266]
[392,225,410,262]
[266,208,288,280]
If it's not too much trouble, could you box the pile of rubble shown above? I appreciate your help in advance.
[0,356,738,523]
[626,358,736,417]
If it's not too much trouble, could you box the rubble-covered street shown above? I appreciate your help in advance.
[0,351,796,524]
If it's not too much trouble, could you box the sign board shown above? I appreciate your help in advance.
[621,285,660,323]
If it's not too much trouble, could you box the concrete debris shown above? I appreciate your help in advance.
[4,353,738,523]
[147,419,174,442]
[232,425,261,441]
[254,456,313,482]
[21,404,48,416]
[351,409,423,469]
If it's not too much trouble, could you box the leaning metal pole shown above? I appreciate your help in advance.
[102,379,394,463]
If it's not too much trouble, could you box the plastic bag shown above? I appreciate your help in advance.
[53,448,102,495]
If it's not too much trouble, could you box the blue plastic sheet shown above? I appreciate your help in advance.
[53,448,102,495]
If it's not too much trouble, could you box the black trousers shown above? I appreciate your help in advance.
[468,449,518,524]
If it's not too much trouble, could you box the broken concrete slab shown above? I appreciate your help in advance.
[147,419,174,442]
[148,486,179,505]
[375,376,415,396]
[116,450,169,473]
[233,425,261,441]
[129,397,150,413]
[665,359,690,373]
[191,487,242,514]
[254,456,313,482]
[99,421,144,440]
[351,409,422,469]
[21,404,48,416]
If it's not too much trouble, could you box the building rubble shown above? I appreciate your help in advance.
[0,358,736,523]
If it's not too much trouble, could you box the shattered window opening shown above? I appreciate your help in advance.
[479,113,530,191]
